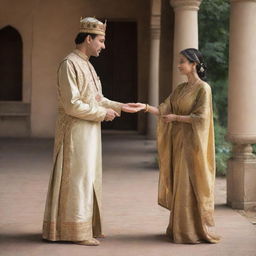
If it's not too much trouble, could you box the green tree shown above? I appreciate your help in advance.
[199,0,230,175]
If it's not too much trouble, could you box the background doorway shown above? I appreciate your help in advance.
[90,21,138,130]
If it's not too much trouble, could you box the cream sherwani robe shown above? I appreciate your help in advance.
[42,49,122,241]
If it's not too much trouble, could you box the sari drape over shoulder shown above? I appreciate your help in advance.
[157,81,220,244]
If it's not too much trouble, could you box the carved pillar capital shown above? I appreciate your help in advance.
[150,14,161,39]
[230,0,256,3]
[169,0,201,87]
[170,0,202,11]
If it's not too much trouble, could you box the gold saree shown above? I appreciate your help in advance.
[157,81,220,244]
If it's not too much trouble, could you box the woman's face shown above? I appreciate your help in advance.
[177,54,196,75]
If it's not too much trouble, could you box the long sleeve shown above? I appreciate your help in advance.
[190,83,211,127]
[158,95,172,116]
[158,83,185,116]
[57,60,107,122]
[86,61,123,116]
[98,97,122,116]
[189,83,214,156]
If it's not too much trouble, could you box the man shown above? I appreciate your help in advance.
[42,17,135,246]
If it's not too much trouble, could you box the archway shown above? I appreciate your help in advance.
[0,26,22,101]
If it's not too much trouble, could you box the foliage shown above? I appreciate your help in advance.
[199,0,231,175]
[252,144,256,154]
[214,118,231,176]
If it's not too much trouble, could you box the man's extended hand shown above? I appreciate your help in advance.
[122,103,146,113]
[104,108,120,121]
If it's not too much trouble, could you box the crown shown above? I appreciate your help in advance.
[79,17,107,36]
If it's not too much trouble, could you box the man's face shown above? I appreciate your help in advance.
[88,35,106,57]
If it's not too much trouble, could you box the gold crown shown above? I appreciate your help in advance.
[79,17,107,36]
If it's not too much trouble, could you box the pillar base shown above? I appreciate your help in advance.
[227,146,256,210]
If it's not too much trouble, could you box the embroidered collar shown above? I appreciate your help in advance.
[73,49,89,61]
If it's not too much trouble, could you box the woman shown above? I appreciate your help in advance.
[130,48,220,244]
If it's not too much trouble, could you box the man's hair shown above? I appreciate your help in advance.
[74,33,97,44]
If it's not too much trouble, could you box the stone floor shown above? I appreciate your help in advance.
[0,133,256,256]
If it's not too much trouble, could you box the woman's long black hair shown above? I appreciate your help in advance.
[180,48,207,81]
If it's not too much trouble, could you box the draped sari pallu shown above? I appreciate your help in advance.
[157,82,220,244]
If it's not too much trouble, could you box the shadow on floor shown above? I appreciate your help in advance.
[0,233,43,244]
[106,233,170,244]
[0,233,171,246]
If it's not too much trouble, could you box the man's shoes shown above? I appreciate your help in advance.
[75,238,100,246]
[94,233,105,238]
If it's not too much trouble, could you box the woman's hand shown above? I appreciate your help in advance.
[122,103,146,113]
[128,103,146,112]
[161,114,177,123]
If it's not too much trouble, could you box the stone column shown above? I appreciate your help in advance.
[147,14,161,139]
[170,0,202,88]
[227,0,256,210]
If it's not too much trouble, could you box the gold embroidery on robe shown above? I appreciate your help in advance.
[42,49,122,241]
